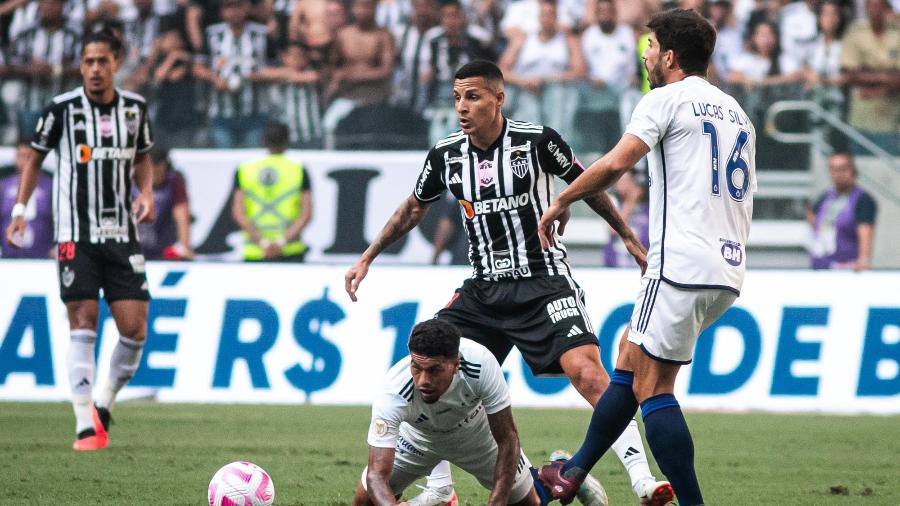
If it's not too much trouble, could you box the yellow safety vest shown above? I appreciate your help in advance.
[237,154,308,260]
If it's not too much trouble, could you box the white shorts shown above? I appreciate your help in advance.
[360,412,534,503]
[627,277,737,364]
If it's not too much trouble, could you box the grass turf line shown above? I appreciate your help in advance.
[0,402,897,505]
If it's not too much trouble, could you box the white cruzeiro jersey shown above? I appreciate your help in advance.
[625,76,756,294]
[367,339,510,448]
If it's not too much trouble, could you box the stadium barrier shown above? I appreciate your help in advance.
[1,262,897,414]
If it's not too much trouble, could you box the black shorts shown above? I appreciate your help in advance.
[436,276,598,375]
[57,241,151,303]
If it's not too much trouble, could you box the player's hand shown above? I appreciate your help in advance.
[5,218,25,248]
[624,236,648,275]
[263,242,282,259]
[344,259,370,302]
[538,202,569,249]
[132,191,156,223]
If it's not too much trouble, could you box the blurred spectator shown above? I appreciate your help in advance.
[0,138,53,258]
[231,122,312,261]
[500,0,585,138]
[500,0,586,39]
[289,0,330,51]
[807,153,877,271]
[391,0,437,112]
[422,0,494,108]
[5,0,86,42]
[430,192,468,265]
[803,0,848,91]
[258,42,324,147]
[707,0,743,84]
[779,0,819,64]
[118,0,161,92]
[839,0,899,155]
[193,0,271,147]
[376,0,411,34]
[135,145,194,260]
[461,0,503,42]
[603,170,649,268]
[149,21,199,147]
[322,0,394,145]
[581,0,636,93]
[728,21,803,90]
[7,0,81,136]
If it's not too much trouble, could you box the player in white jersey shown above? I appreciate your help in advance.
[536,9,754,506]
[354,319,563,505]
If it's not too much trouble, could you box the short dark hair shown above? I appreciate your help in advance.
[454,60,504,83]
[407,319,461,358]
[263,122,290,150]
[647,8,716,75]
[81,27,123,57]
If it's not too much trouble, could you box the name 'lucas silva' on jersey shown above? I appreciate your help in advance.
[691,101,750,127]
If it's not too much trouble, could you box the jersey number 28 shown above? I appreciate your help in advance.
[702,120,750,202]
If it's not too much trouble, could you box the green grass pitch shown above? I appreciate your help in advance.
[1,402,897,505]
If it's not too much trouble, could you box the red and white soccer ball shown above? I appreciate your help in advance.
[208,461,275,506]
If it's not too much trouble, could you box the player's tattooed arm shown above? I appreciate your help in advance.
[345,195,431,301]
[364,446,399,505]
[486,406,521,505]
[585,192,647,273]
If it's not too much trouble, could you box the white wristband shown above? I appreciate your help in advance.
[11,203,26,219]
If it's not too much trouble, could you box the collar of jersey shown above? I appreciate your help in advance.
[467,117,508,155]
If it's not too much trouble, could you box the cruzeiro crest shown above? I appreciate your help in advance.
[510,150,528,179]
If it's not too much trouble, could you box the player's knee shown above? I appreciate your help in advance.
[568,362,610,394]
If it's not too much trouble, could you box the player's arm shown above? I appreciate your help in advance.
[583,190,647,272]
[363,446,400,506]
[5,147,48,247]
[486,406,522,505]
[345,194,432,301]
[131,152,156,223]
[346,149,444,301]
[539,134,649,249]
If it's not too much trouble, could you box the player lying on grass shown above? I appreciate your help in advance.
[353,318,608,505]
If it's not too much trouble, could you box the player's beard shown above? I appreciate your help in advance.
[648,59,665,89]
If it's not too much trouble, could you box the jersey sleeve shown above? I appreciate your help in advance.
[31,102,65,153]
[536,126,585,184]
[136,101,154,154]
[854,192,877,225]
[300,165,311,191]
[474,351,511,415]
[366,392,407,448]
[625,88,672,150]
[413,147,446,202]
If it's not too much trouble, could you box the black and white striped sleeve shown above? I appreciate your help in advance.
[31,102,65,152]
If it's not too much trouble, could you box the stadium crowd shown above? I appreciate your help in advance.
[0,0,896,154]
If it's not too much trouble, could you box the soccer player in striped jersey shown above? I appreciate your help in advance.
[5,28,156,452]
[346,60,673,505]
[537,10,756,506]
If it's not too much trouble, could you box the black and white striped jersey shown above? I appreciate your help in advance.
[274,82,323,146]
[197,22,270,119]
[9,24,82,113]
[31,87,154,244]
[414,119,584,280]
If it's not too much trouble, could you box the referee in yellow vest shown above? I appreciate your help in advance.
[231,122,313,261]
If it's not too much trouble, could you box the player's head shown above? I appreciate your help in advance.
[81,28,122,97]
[407,319,461,404]
[453,60,505,137]
[263,122,291,153]
[643,8,716,88]
[828,152,857,191]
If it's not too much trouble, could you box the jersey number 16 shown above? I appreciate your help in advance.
[702,120,751,202]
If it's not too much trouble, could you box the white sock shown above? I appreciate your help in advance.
[95,335,144,411]
[425,460,453,488]
[610,418,655,494]
[68,329,97,434]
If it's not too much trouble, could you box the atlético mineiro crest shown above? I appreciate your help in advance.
[510,151,528,179]
[61,267,75,288]
[125,109,139,135]
[478,159,494,187]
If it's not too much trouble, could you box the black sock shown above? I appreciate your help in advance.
[641,394,704,506]
[562,370,638,477]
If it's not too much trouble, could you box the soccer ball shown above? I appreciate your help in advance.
[208,461,275,506]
